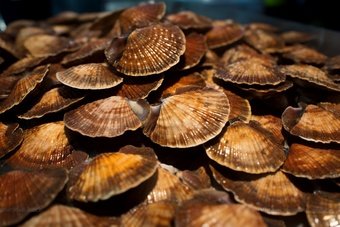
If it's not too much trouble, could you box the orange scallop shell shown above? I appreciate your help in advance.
[64,96,142,138]
[0,168,68,227]
[4,121,88,170]
[204,120,285,173]
[143,87,230,148]
[211,165,308,216]
[114,23,186,76]
[68,145,158,202]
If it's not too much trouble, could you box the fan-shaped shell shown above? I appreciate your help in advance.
[114,23,186,76]
[18,86,87,119]
[19,204,121,227]
[204,120,285,174]
[143,87,230,148]
[121,201,175,227]
[0,122,23,158]
[56,63,123,90]
[0,56,47,77]
[244,29,285,53]
[0,64,49,114]
[165,10,212,30]
[4,121,88,170]
[147,167,194,204]
[282,104,340,143]
[283,143,340,179]
[205,20,245,49]
[214,59,286,85]
[64,96,142,138]
[0,168,68,227]
[282,44,328,64]
[211,165,308,216]
[68,145,158,202]
[119,2,166,34]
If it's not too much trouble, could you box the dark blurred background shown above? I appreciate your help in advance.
[0,0,338,32]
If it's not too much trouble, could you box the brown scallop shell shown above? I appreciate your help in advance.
[165,10,212,30]
[147,167,194,204]
[176,202,267,227]
[0,56,47,77]
[204,120,285,174]
[64,95,141,138]
[61,38,110,67]
[0,122,23,158]
[205,20,245,49]
[245,22,279,32]
[214,59,286,85]
[143,87,230,148]
[119,1,166,34]
[113,23,186,76]
[280,31,316,44]
[210,165,308,216]
[68,145,158,202]
[306,191,340,227]
[175,166,212,190]
[17,86,87,119]
[56,62,123,90]
[279,64,340,92]
[282,44,328,65]
[113,73,164,100]
[4,121,88,170]
[24,34,71,57]
[282,104,340,143]
[244,29,285,53]
[0,168,68,227]
[172,32,207,71]
[250,114,284,144]
[19,204,121,227]
[282,143,340,179]
[0,64,49,114]
[121,201,175,227]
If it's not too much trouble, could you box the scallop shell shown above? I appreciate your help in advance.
[282,104,340,143]
[24,34,71,58]
[0,168,68,227]
[244,29,285,53]
[282,44,328,64]
[147,167,194,204]
[121,201,175,227]
[68,145,158,202]
[214,59,286,85]
[143,87,230,148]
[64,96,141,138]
[172,32,207,71]
[165,10,212,30]
[0,56,47,77]
[18,86,87,119]
[211,165,308,216]
[282,143,340,179]
[306,191,340,227]
[0,64,49,114]
[204,120,285,174]
[280,31,316,44]
[205,19,244,49]
[119,2,166,34]
[279,64,340,92]
[0,122,23,158]
[114,23,186,76]
[4,121,88,170]
[19,204,121,227]
[56,63,123,90]
[245,22,279,32]
[176,203,267,227]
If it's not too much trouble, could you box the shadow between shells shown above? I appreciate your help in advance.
[1,1,340,227]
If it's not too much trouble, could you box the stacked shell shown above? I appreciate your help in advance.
[1,1,340,226]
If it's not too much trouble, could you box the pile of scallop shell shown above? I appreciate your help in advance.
[1,1,340,226]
